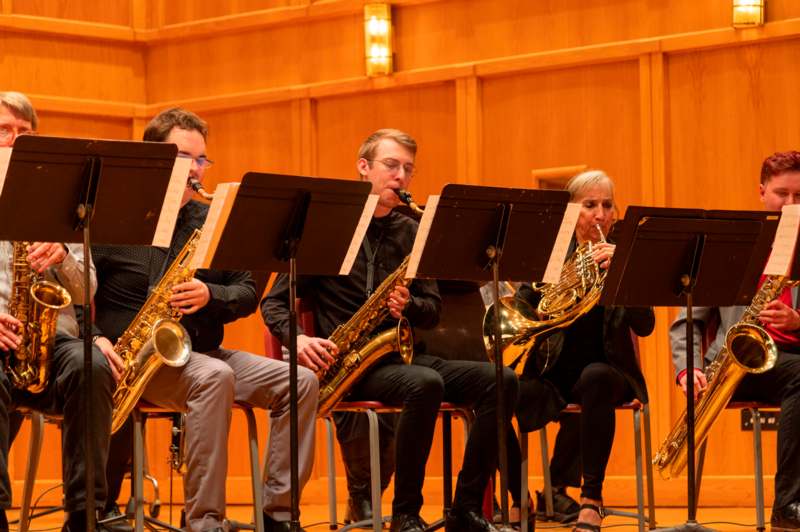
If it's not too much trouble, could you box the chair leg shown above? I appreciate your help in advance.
[325,417,338,530]
[695,440,707,510]
[133,410,145,532]
[520,428,529,532]
[365,409,382,532]
[539,427,554,520]
[633,409,645,532]
[751,408,766,532]
[642,404,657,529]
[441,412,453,519]
[242,407,265,532]
[19,412,45,532]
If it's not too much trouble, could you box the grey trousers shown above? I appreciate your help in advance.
[141,348,318,531]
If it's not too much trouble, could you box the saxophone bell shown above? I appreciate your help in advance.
[151,318,192,368]
[188,178,214,200]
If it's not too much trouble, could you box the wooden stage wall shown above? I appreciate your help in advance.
[3,0,800,509]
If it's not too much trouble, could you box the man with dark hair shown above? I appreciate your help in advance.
[0,91,115,531]
[94,107,319,532]
[670,150,800,531]
[263,128,518,532]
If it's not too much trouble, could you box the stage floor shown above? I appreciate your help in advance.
[8,504,771,530]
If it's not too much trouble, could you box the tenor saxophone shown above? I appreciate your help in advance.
[316,189,423,417]
[653,274,791,479]
[109,230,200,434]
[5,242,71,393]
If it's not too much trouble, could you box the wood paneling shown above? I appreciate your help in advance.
[11,0,132,26]
[157,0,294,27]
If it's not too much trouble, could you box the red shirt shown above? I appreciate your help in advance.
[758,275,800,347]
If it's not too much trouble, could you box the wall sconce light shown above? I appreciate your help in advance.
[732,0,765,28]
[364,3,393,77]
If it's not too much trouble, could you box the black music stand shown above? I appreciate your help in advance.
[0,135,181,532]
[600,206,778,532]
[407,183,571,531]
[199,172,374,532]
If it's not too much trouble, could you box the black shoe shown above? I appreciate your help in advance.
[390,513,427,532]
[445,509,499,532]
[263,512,306,532]
[535,489,580,523]
[772,502,800,531]
[345,495,373,524]
[99,504,133,532]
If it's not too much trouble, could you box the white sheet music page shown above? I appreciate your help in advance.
[152,156,192,247]
[764,205,800,276]
[541,202,581,284]
[406,194,439,279]
[340,194,380,275]
[0,147,11,198]
[192,182,240,270]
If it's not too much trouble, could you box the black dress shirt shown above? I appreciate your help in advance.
[92,200,258,353]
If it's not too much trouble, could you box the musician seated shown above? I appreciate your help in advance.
[0,91,115,531]
[669,151,800,531]
[512,170,654,532]
[262,128,518,532]
[92,108,318,532]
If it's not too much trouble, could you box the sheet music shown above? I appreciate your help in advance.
[152,156,192,247]
[340,194,379,275]
[764,204,800,276]
[193,182,241,270]
[0,147,11,198]
[406,194,439,279]
[541,202,581,284]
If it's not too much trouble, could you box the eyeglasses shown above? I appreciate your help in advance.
[0,124,34,142]
[370,158,415,176]
[177,152,214,169]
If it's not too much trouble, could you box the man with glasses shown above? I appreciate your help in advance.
[263,128,518,532]
[93,108,319,532]
[0,91,115,531]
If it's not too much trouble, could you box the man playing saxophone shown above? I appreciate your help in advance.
[669,151,800,531]
[91,108,318,532]
[262,128,518,532]
[0,91,115,531]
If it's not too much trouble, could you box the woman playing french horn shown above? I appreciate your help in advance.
[509,170,655,532]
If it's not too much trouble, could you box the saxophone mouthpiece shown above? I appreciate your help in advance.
[395,189,424,216]
[188,178,214,200]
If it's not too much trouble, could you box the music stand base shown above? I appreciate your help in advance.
[656,520,718,531]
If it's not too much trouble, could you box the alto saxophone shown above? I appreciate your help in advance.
[316,189,423,417]
[5,242,71,393]
[110,230,200,434]
[653,274,791,479]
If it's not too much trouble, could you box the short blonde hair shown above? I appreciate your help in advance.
[357,128,417,162]
[565,169,615,201]
[0,91,38,131]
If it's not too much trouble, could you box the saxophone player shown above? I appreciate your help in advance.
[0,91,115,531]
[91,108,318,532]
[670,151,800,531]
[262,128,518,532]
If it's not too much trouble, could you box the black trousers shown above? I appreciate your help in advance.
[341,354,518,516]
[515,362,633,501]
[0,334,114,512]
[734,349,800,510]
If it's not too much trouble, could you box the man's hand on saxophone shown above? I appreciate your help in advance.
[169,278,210,314]
[759,299,800,331]
[678,368,708,401]
[93,336,125,383]
[26,242,67,272]
[387,285,410,319]
[296,334,336,372]
[0,313,21,351]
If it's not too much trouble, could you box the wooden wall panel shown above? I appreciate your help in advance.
[315,83,458,200]
[36,112,133,140]
[145,15,362,103]
[0,33,144,102]
[666,38,800,211]
[11,0,132,26]
[482,61,642,209]
[156,0,293,26]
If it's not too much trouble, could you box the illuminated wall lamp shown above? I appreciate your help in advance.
[364,3,393,77]
[732,0,765,28]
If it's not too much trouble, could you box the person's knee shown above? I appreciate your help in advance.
[193,359,235,396]
[297,365,319,400]
[409,369,444,404]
